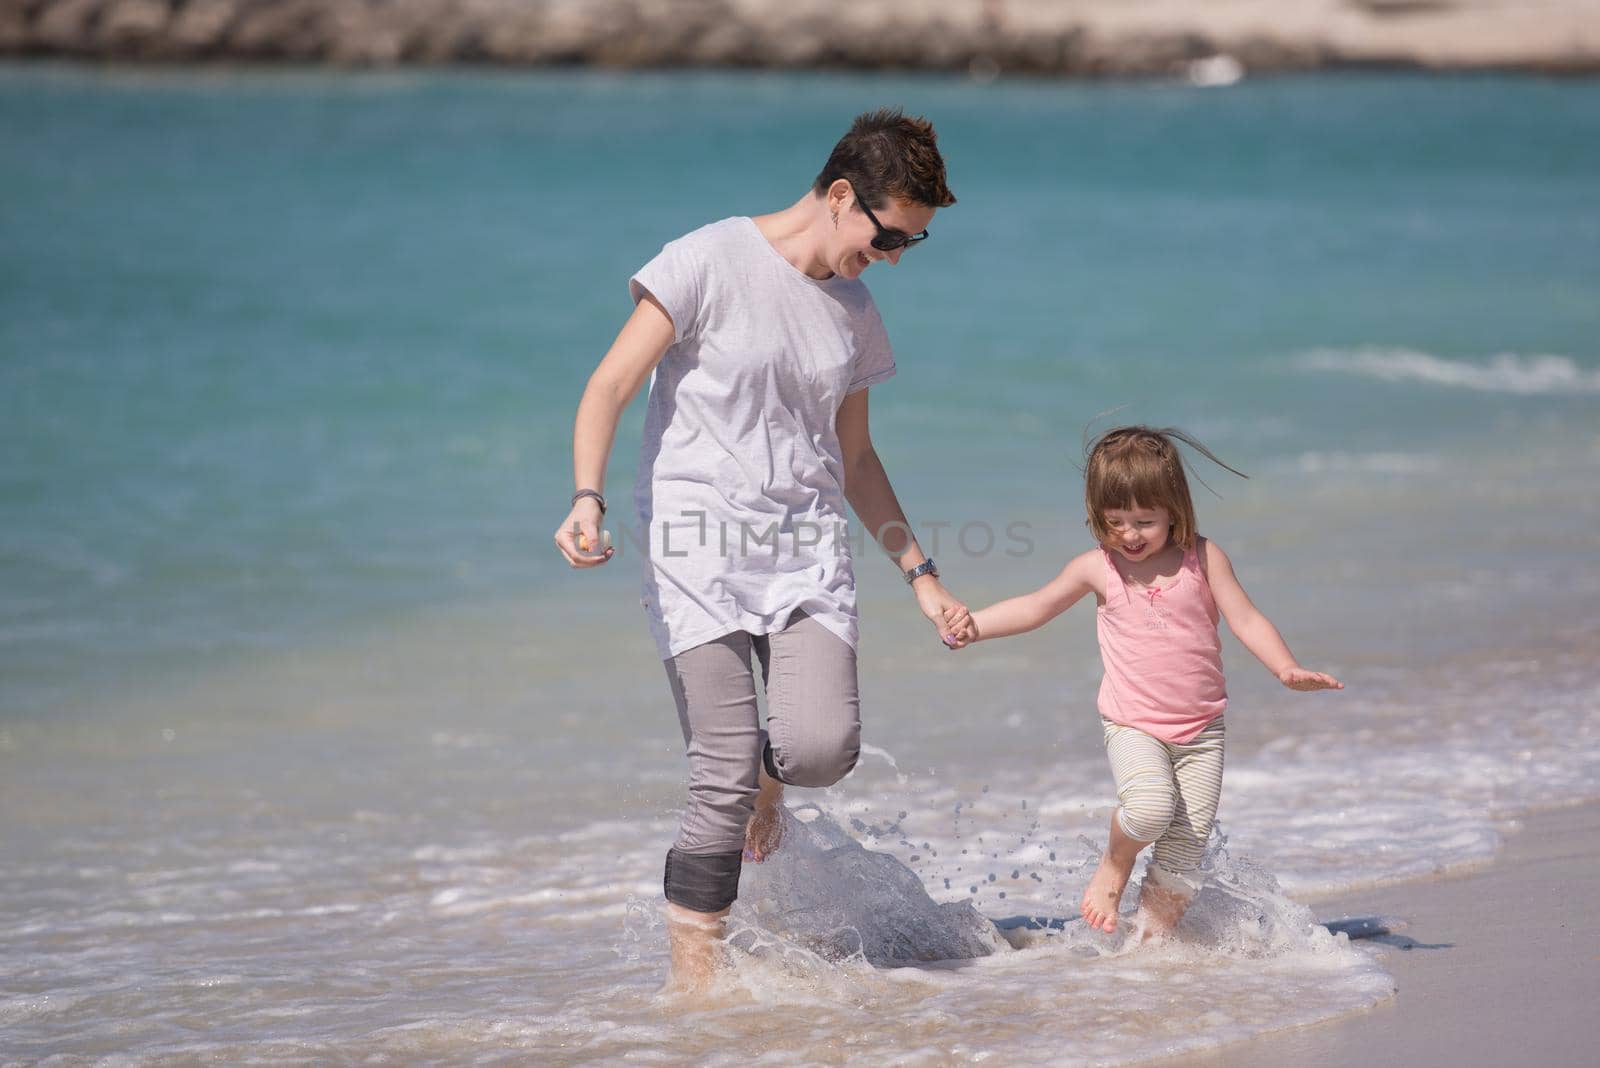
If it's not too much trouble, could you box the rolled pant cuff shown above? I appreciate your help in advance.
[664,847,742,913]
[1144,860,1204,896]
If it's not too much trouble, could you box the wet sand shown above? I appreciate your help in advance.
[1153,801,1600,1067]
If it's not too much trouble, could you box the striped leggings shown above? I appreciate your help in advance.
[1101,716,1225,890]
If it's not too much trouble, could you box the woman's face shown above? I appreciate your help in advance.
[828,187,936,280]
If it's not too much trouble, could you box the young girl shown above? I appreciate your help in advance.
[950,426,1341,937]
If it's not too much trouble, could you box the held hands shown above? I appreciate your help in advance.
[942,604,978,650]
[552,500,614,568]
[1278,667,1343,691]
[911,577,972,650]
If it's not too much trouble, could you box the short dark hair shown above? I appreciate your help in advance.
[812,108,956,210]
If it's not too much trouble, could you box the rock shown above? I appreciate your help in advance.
[475,3,549,64]
[226,0,327,60]
[737,807,1011,965]
[94,0,168,55]
[33,0,106,54]
[408,4,478,63]
[168,0,239,56]
[324,2,405,65]
[5,0,1599,75]
[0,3,32,52]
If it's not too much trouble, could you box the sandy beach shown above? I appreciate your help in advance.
[1153,802,1600,1067]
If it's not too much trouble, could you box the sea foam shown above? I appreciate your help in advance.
[1297,348,1600,395]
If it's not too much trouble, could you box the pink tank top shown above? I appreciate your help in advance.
[1096,539,1227,743]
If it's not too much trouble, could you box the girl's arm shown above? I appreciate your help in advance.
[552,294,676,568]
[965,550,1098,644]
[837,388,971,645]
[1203,539,1343,691]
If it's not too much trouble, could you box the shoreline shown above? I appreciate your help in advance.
[4,1,1600,78]
[1148,800,1600,1067]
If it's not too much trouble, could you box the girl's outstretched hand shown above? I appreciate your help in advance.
[1279,667,1343,691]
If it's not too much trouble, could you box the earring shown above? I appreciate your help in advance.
[830,209,838,226]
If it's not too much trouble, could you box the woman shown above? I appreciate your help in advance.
[553,108,969,990]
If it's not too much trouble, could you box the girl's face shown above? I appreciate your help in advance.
[1100,503,1173,562]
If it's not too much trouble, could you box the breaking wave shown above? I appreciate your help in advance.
[1297,348,1600,395]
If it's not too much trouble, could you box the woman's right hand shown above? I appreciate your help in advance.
[555,295,676,571]
[911,576,970,649]
[553,499,614,568]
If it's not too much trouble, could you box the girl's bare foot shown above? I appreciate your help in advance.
[1081,809,1151,933]
[1081,851,1136,932]
[1132,876,1192,940]
[743,767,784,862]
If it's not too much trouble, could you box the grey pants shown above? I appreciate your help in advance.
[661,611,860,913]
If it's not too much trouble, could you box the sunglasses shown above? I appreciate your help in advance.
[855,194,930,252]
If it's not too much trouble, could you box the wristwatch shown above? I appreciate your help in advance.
[903,558,939,584]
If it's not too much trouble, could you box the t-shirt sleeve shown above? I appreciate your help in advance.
[629,235,704,344]
[846,300,896,394]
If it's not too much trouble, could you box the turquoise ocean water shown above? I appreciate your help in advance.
[3,66,1598,1063]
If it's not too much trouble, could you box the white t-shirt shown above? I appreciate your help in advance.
[628,216,896,660]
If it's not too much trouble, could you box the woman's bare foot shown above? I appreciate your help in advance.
[664,902,729,993]
[1081,809,1151,933]
[743,767,784,862]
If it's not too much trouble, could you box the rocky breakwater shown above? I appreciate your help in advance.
[1,0,1596,76]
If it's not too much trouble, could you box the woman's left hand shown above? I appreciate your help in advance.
[912,578,970,649]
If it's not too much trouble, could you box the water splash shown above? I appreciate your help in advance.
[996,823,1367,964]
[615,895,662,964]
[734,805,1011,965]
[855,742,908,785]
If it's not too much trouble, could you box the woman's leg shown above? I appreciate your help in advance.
[1137,717,1226,936]
[660,631,764,989]
[1083,720,1177,933]
[756,611,861,789]
[741,612,861,861]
